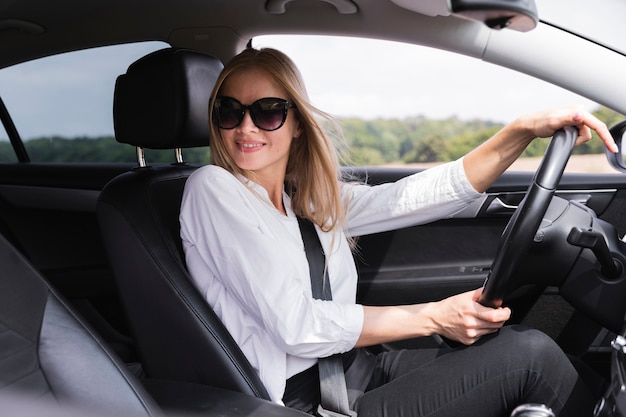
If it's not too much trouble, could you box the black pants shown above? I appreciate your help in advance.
[283,326,599,417]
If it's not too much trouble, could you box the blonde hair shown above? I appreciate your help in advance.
[208,47,346,232]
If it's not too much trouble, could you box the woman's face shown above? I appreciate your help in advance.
[217,68,301,183]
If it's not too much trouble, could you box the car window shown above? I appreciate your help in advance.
[1,36,622,171]
[0,41,210,164]
[255,35,624,173]
[0,124,17,163]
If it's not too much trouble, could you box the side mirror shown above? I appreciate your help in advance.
[450,0,538,32]
[607,120,626,172]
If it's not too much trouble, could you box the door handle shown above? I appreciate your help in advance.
[485,193,592,216]
[485,197,518,215]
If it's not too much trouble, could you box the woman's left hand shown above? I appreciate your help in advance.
[516,106,618,153]
[464,105,618,193]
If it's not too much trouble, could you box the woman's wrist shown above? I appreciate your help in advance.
[507,114,540,145]
[408,302,440,338]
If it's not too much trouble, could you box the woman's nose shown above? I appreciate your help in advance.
[236,109,257,131]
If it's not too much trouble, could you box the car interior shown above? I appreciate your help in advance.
[0,221,310,416]
[98,47,270,399]
[2,0,626,416]
[0,45,314,417]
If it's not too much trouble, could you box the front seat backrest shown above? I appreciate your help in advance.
[0,232,162,416]
[97,48,271,400]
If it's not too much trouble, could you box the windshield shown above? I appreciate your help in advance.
[537,0,626,55]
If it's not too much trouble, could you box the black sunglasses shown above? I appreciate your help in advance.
[213,96,296,131]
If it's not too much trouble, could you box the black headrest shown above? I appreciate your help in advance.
[113,48,223,149]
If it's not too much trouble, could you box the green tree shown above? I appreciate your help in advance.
[403,134,446,163]
[11,105,622,166]
[349,147,385,166]
[442,125,503,161]
[22,135,211,163]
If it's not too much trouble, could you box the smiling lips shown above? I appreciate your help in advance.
[237,141,265,152]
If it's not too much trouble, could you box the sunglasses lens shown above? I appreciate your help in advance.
[215,98,243,129]
[251,98,288,131]
[214,97,291,131]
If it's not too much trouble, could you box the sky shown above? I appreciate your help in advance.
[0,26,603,140]
[256,35,597,121]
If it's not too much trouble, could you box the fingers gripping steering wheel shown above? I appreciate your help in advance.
[479,126,578,308]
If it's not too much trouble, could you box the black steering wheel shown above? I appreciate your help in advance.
[480,126,579,308]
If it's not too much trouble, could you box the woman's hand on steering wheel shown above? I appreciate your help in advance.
[516,106,617,153]
[428,288,511,345]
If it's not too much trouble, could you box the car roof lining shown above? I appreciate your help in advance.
[1,0,625,116]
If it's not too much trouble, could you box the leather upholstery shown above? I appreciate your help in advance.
[0,232,162,416]
[113,47,221,149]
[98,48,271,400]
[0,228,306,416]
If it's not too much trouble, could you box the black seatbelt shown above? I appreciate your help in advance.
[297,216,356,417]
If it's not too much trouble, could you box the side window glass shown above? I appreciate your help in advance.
[0,41,185,163]
[255,35,622,173]
[0,121,18,163]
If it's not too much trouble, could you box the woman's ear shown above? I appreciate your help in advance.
[293,119,303,140]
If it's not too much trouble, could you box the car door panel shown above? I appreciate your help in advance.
[354,168,626,310]
[0,163,136,291]
[0,163,130,293]
[0,163,135,355]
[354,167,626,358]
[356,218,502,306]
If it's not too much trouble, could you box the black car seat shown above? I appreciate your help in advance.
[0,230,163,416]
[97,48,271,400]
[0,222,306,417]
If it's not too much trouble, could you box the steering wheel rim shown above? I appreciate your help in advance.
[479,126,579,308]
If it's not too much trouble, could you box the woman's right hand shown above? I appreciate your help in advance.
[427,288,511,345]
[357,288,510,348]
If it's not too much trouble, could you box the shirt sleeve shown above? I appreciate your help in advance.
[344,158,483,237]
[180,166,362,358]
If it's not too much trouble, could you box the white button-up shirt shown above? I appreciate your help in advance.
[180,158,481,403]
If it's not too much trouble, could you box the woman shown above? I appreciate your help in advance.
[180,47,617,416]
